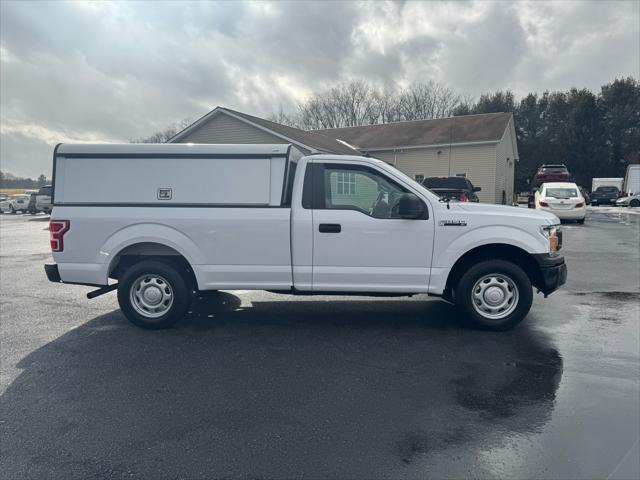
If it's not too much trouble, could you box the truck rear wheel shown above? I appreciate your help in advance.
[117,260,192,329]
[455,260,533,331]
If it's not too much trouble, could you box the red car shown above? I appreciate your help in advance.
[532,164,573,189]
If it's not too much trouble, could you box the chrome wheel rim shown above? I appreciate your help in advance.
[129,274,173,318]
[471,273,519,320]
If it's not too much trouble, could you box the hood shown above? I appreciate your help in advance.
[453,202,559,224]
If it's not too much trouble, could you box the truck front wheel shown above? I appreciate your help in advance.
[455,260,533,331]
[117,260,192,329]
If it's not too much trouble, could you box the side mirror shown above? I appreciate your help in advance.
[398,193,424,219]
[473,186,482,192]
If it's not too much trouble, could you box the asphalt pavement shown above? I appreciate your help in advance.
[1,208,639,479]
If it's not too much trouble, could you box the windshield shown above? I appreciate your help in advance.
[539,166,568,174]
[422,177,469,189]
[38,186,52,196]
[595,186,619,193]
[546,188,578,198]
[383,163,439,199]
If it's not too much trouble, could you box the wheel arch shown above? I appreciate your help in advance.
[444,243,543,299]
[99,224,205,289]
[108,242,199,291]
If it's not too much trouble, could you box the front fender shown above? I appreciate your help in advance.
[435,225,547,269]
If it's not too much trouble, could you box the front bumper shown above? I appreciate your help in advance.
[532,253,567,296]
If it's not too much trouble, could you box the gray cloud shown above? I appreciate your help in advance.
[1,0,638,177]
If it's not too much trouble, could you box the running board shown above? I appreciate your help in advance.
[87,283,118,299]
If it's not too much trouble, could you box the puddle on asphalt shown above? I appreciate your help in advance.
[452,350,563,421]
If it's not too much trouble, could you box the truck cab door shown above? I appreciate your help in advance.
[305,161,434,292]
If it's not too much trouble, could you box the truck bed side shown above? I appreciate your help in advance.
[52,206,293,289]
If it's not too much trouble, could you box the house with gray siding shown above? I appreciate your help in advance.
[169,107,518,204]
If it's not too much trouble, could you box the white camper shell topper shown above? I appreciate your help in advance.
[46,143,567,331]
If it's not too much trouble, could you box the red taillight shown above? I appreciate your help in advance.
[575,202,584,208]
[539,201,549,207]
[458,193,468,202]
[49,220,70,252]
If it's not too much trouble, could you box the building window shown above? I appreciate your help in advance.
[336,172,356,195]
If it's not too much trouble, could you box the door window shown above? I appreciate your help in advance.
[324,165,411,219]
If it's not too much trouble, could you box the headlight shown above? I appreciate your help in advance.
[540,225,561,253]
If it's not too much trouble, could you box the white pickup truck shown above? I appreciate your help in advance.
[45,143,566,331]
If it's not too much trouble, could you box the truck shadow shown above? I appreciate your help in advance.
[1,293,563,479]
[183,291,465,331]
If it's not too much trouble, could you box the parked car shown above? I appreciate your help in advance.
[46,144,567,332]
[535,182,586,223]
[592,177,623,193]
[421,176,481,202]
[0,194,30,214]
[590,186,621,206]
[27,192,39,214]
[616,193,640,208]
[35,185,52,214]
[532,164,573,189]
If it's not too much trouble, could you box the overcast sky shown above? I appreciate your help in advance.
[1,0,639,178]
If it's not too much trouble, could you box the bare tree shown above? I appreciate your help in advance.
[132,117,193,143]
[397,81,463,121]
[285,80,465,130]
[297,81,380,129]
[370,87,403,124]
[267,107,301,128]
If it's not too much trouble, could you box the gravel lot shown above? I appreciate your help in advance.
[1,208,639,479]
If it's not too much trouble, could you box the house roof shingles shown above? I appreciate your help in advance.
[221,108,362,155]
[172,106,512,155]
[316,112,513,151]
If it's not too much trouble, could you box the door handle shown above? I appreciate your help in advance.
[319,223,341,233]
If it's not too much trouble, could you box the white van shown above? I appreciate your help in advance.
[45,143,567,331]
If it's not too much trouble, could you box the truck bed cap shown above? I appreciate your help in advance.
[56,143,292,157]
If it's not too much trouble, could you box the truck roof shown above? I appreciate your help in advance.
[55,143,293,157]
[310,153,386,165]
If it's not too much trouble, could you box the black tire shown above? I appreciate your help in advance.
[630,199,640,208]
[117,260,192,329]
[455,260,533,331]
[577,218,585,224]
